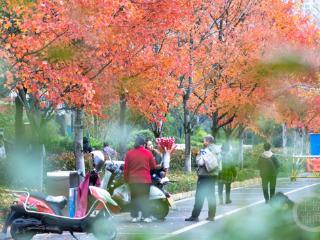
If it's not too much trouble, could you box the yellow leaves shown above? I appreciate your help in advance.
[8,0,35,8]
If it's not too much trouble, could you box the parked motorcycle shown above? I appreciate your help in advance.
[101,161,174,220]
[2,152,119,240]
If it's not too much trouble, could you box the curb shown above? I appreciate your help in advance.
[171,177,261,201]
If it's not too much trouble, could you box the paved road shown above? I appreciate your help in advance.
[3,178,320,240]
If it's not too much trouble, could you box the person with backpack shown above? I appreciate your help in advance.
[218,143,237,204]
[258,142,280,203]
[185,135,220,222]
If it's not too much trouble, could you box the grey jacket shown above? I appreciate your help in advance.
[196,144,221,177]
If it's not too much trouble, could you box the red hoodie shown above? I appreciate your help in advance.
[124,146,156,184]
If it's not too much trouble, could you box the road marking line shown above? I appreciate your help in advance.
[157,182,320,240]
[174,186,248,204]
[174,178,311,204]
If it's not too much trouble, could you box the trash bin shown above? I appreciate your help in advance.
[46,171,80,216]
[46,171,79,197]
[69,171,80,217]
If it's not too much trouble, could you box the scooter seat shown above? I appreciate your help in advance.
[30,192,67,213]
[46,196,67,206]
[46,195,67,204]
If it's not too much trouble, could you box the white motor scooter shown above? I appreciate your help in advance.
[101,160,174,219]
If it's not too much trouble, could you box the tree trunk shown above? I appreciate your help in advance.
[236,126,245,170]
[211,112,220,139]
[224,127,233,146]
[211,127,219,139]
[35,144,45,191]
[74,108,85,176]
[183,34,194,173]
[282,123,287,156]
[183,88,192,173]
[93,115,99,138]
[119,93,127,161]
[299,128,306,155]
[56,114,67,136]
[293,129,297,156]
[150,121,163,138]
[15,96,24,145]
[17,119,47,190]
[184,128,192,172]
[305,128,310,155]
[12,91,50,189]
[239,131,244,169]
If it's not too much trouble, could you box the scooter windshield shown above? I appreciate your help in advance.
[89,186,118,206]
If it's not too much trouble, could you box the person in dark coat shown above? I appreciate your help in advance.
[83,137,93,153]
[218,143,237,204]
[124,136,156,223]
[258,142,280,203]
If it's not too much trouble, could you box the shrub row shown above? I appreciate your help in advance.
[45,152,92,172]
[166,168,259,194]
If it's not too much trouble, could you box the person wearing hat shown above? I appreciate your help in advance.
[124,136,156,223]
[185,135,220,222]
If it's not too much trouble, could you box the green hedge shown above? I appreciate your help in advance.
[0,159,10,187]
[45,152,92,172]
[191,128,210,148]
[243,144,291,177]
[45,136,73,153]
[236,168,259,181]
[166,168,259,194]
[166,170,197,194]
[0,107,15,140]
[170,149,200,171]
[243,143,263,169]
[89,137,103,150]
[45,136,104,154]
[127,129,155,149]
[0,187,14,210]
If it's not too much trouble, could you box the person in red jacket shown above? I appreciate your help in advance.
[124,136,156,223]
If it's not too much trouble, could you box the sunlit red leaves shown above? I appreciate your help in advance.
[0,0,319,130]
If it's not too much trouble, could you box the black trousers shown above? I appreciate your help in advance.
[191,176,216,218]
[218,182,231,202]
[129,183,151,218]
[261,175,277,202]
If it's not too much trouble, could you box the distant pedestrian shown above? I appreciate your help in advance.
[258,142,280,203]
[185,135,220,222]
[218,143,237,204]
[103,142,117,161]
[83,137,93,153]
[124,136,156,223]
